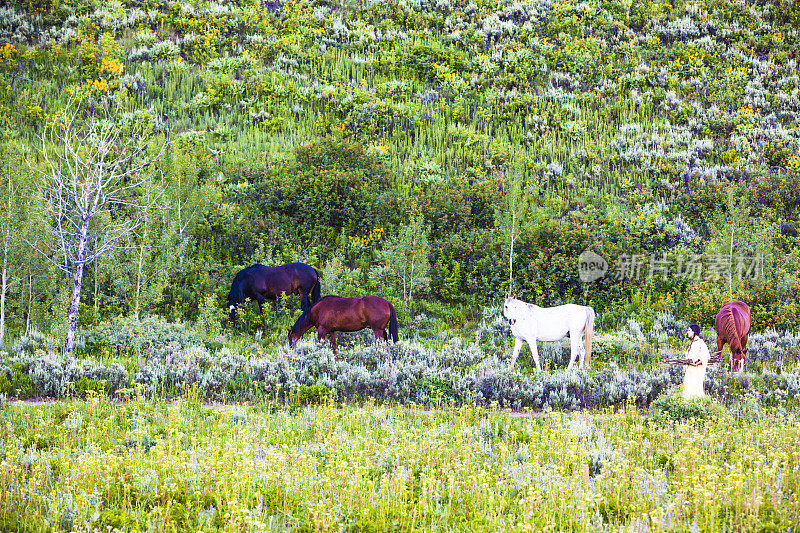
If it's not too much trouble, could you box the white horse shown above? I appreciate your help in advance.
[502,296,595,370]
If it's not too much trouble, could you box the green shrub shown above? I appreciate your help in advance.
[12,329,58,355]
[415,375,456,403]
[0,363,36,399]
[294,383,333,406]
[650,394,724,423]
[396,42,468,82]
[74,377,110,399]
[98,509,136,530]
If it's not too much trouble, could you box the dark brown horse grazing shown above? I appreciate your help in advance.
[714,300,751,373]
[227,263,321,324]
[287,295,399,354]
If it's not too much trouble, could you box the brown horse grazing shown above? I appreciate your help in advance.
[714,301,751,373]
[227,263,321,324]
[287,295,399,354]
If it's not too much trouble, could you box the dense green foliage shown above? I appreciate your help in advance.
[3,5,800,531]
[0,0,799,344]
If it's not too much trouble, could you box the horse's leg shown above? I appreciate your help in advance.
[733,331,746,374]
[316,327,327,348]
[568,333,582,370]
[330,332,338,354]
[527,338,541,372]
[511,337,524,368]
[717,337,729,370]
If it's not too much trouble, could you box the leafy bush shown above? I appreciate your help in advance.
[650,394,725,423]
[247,138,400,244]
[415,374,457,403]
[74,377,110,398]
[201,347,246,399]
[0,361,36,399]
[395,42,468,82]
[151,40,181,61]
[67,359,128,394]
[29,351,69,398]
[294,383,333,405]
[25,351,129,398]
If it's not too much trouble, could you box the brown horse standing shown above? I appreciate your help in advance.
[714,300,751,373]
[287,295,399,354]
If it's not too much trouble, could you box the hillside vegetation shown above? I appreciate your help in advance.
[0,0,799,342]
[3,5,800,529]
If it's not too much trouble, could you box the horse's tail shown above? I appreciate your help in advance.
[311,269,322,305]
[388,303,399,343]
[725,304,743,354]
[584,306,595,366]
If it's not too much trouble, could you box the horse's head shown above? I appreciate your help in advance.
[287,326,300,350]
[503,297,522,325]
[730,347,747,373]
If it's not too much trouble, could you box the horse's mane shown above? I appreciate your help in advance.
[291,308,312,332]
[228,268,249,305]
[230,264,257,285]
[723,305,742,352]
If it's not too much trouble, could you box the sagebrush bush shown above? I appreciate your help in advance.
[29,350,69,398]
[2,324,799,411]
[12,329,58,356]
[80,316,220,358]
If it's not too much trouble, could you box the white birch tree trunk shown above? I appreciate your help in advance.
[25,274,32,335]
[64,218,90,351]
[408,254,415,302]
[0,145,22,346]
[0,251,7,345]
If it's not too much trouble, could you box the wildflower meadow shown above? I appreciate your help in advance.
[2,0,800,530]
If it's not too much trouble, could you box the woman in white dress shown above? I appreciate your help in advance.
[682,324,711,399]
